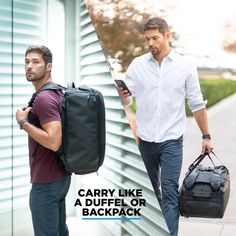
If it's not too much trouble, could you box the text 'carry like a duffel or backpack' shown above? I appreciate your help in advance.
[179,151,230,218]
[28,82,106,175]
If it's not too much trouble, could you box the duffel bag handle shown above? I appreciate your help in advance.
[185,151,217,179]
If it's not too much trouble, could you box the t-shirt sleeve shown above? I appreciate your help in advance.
[32,90,61,126]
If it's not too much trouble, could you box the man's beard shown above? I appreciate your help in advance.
[26,72,46,82]
[150,47,161,57]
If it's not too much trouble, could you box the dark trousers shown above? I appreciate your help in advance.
[138,136,183,236]
[30,176,71,236]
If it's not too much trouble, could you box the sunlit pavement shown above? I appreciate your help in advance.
[179,93,236,236]
[67,217,110,236]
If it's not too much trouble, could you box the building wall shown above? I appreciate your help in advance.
[0,0,64,235]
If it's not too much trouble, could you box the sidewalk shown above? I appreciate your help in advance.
[179,93,236,236]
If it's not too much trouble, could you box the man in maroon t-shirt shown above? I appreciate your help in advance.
[16,45,71,236]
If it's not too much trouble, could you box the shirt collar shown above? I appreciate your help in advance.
[147,49,178,62]
[167,49,178,61]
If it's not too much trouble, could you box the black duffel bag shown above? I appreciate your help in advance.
[179,151,230,218]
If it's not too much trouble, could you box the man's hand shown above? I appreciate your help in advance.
[202,138,213,154]
[116,87,131,107]
[16,107,32,122]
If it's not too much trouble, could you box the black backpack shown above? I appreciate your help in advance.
[28,82,106,174]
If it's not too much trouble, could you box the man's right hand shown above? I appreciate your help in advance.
[16,106,32,122]
[116,87,131,107]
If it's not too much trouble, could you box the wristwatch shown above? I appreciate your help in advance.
[18,119,28,129]
[202,134,211,140]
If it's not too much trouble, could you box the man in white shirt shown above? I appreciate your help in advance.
[119,17,213,236]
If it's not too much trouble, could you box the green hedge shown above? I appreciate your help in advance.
[186,78,236,116]
[131,78,236,116]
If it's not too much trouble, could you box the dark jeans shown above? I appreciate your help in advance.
[138,136,183,236]
[30,176,71,236]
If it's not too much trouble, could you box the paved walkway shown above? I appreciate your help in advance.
[179,93,236,236]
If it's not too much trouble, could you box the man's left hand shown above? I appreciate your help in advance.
[202,139,213,154]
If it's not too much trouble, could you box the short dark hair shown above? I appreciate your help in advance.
[144,17,169,35]
[25,45,52,64]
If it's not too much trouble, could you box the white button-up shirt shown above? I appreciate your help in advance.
[124,50,205,143]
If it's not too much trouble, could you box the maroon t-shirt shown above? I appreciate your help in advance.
[28,88,70,183]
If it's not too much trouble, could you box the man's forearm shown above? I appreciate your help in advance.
[193,108,214,153]
[22,121,61,151]
[193,108,210,135]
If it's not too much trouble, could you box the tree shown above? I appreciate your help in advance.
[86,0,177,71]
[222,17,236,53]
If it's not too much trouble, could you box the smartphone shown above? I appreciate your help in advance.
[114,79,132,95]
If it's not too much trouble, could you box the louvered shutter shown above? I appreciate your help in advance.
[0,0,45,235]
[76,1,169,235]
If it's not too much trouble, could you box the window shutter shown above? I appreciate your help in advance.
[76,1,169,235]
[0,0,45,234]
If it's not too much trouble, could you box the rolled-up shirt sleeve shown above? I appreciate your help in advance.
[186,65,206,112]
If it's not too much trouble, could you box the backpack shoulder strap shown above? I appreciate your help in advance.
[39,83,66,91]
[28,83,66,107]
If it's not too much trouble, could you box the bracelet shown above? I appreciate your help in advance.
[18,119,28,129]
[202,134,211,140]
